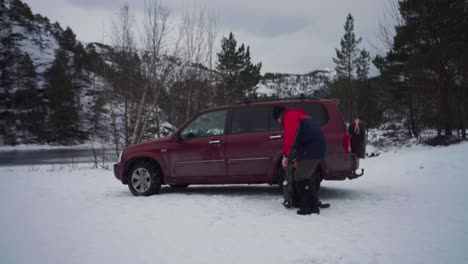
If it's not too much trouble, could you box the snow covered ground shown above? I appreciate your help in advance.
[1,143,467,264]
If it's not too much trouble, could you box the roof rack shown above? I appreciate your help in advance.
[231,93,321,105]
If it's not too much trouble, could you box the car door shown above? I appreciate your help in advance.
[225,106,283,177]
[170,110,227,177]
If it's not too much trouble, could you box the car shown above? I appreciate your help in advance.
[113,97,365,196]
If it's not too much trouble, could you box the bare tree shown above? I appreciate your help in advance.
[182,6,208,119]
[111,4,136,147]
[99,20,108,44]
[205,10,221,106]
[131,0,185,144]
[370,0,403,56]
[112,4,135,60]
[130,0,170,145]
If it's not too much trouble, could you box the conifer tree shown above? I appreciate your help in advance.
[45,48,81,144]
[60,27,77,52]
[356,49,370,81]
[354,49,374,126]
[215,32,261,105]
[13,53,45,142]
[375,0,467,138]
[333,14,362,122]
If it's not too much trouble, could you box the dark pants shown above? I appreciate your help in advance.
[351,133,366,158]
[293,160,320,181]
[283,159,320,210]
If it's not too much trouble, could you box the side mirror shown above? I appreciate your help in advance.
[174,133,182,142]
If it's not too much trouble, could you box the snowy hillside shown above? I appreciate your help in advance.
[0,1,107,144]
[1,142,467,264]
[255,69,335,97]
[0,1,72,91]
[0,1,176,145]
[7,22,58,89]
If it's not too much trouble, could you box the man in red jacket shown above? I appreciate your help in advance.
[273,105,327,215]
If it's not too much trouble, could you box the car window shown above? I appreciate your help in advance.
[269,102,329,131]
[181,110,227,140]
[288,103,329,125]
[230,107,271,134]
[269,106,283,131]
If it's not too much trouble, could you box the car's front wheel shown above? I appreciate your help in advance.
[128,162,161,196]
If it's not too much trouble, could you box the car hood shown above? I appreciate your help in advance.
[124,137,174,153]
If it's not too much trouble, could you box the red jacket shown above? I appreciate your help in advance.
[282,108,308,156]
[281,108,327,160]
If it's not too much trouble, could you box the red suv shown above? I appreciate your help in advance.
[113,98,365,196]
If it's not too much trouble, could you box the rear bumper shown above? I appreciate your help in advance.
[113,162,125,183]
[321,153,363,180]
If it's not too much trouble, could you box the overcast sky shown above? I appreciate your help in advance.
[23,0,392,74]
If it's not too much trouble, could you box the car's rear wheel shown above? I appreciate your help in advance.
[128,162,161,196]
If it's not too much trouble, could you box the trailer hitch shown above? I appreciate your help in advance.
[349,168,364,179]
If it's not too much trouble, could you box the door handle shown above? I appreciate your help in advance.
[269,135,282,139]
[209,140,221,144]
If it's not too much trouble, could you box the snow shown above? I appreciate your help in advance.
[18,32,58,75]
[10,22,60,84]
[255,83,276,97]
[255,69,335,98]
[1,142,468,264]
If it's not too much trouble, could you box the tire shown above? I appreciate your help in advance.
[128,161,162,196]
[169,184,190,188]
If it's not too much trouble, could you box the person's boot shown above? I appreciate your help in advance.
[309,183,320,214]
[296,180,319,215]
[318,200,330,209]
[296,181,312,215]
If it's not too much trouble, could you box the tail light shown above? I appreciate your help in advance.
[343,135,351,153]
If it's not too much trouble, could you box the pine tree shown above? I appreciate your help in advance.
[355,49,377,127]
[44,49,81,144]
[375,0,467,138]
[14,53,45,142]
[9,0,34,24]
[356,49,370,81]
[333,14,362,122]
[59,27,77,52]
[240,46,262,97]
[0,22,18,92]
[215,32,261,105]
[0,1,5,16]
[0,20,24,144]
